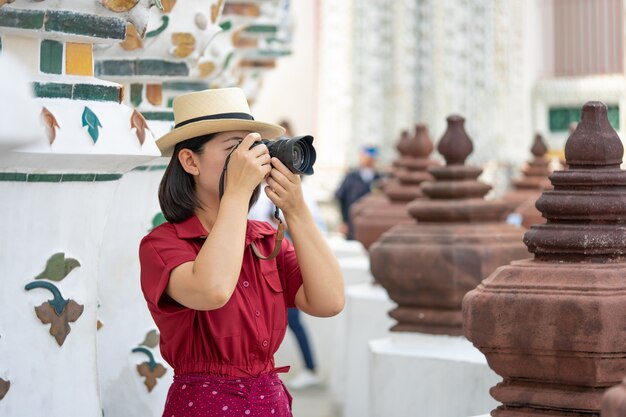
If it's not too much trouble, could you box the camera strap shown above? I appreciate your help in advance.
[219,143,284,261]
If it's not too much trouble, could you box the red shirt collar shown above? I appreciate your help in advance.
[173,215,275,246]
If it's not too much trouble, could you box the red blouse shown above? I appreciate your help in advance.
[138,215,303,378]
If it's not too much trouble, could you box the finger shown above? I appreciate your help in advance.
[258,153,271,166]
[250,142,269,157]
[270,157,293,178]
[269,165,292,188]
[240,132,262,150]
[265,186,281,205]
[267,177,288,196]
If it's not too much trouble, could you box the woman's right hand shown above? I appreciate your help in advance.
[224,132,271,196]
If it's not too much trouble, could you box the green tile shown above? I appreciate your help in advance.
[162,81,209,91]
[0,172,27,181]
[130,84,143,107]
[166,97,174,108]
[95,174,122,181]
[95,60,135,76]
[73,84,121,102]
[44,10,126,40]
[244,24,278,34]
[0,8,45,30]
[33,82,73,99]
[137,59,188,77]
[219,20,232,31]
[27,174,63,182]
[61,174,96,182]
[142,111,175,122]
[40,39,63,75]
[146,15,169,38]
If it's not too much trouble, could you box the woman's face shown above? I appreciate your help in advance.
[189,130,253,205]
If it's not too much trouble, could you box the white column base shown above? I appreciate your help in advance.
[340,283,395,417]
[369,333,499,417]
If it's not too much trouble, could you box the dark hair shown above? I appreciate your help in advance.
[158,133,261,223]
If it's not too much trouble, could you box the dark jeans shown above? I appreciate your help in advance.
[287,308,316,371]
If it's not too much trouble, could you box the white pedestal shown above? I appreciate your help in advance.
[326,235,367,259]
[340,283,395,417]
[369,333,499,417]
[338,256,373,287]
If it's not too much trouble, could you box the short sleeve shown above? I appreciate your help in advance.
[138,233,197,313]
[277,238,303,308]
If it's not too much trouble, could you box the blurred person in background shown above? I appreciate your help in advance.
[335,145,382,239]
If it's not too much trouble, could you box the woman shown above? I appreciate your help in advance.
[139,88,344,417]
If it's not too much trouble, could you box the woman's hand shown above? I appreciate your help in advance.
[225,133,271,196]
[265,157,307,215]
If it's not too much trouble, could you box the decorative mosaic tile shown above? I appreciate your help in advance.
[95,59,189,77]
[171,32,196,58]
[130,83,143,107]
[33,82,122,102]
[0,377,9,401]
[0,8,45,30]
[120,23,143,51]
[146,15,169,38]
[141,111,174,122]
[73,84,121,102]
[130,109,150,146]
[244,24,278,34]
[81,106,102,143]
[132,164,167,171]
[132,346,167,392]
[162,81,209,91]
[36,252,80,282]
[40,107,60,144]
[65,42,93,76]
[223,3,260,17]
[0,173,122,182]
[25,280,84,346]
[146,84,162,106]
[40,39,63,74]
[100,0,140,13]
[140,330,160,348]
[44,10,126,40]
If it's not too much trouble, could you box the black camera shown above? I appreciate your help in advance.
[254,135,316,175]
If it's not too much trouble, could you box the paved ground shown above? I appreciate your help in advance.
[290,385,342,417]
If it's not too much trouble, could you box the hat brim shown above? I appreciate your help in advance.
[156,119,286,156]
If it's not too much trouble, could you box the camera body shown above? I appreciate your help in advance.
[253,135,316,175]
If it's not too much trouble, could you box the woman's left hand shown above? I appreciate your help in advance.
[265,157,306,215]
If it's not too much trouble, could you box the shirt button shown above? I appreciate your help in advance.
[255,310,261,317]
[243,281,250,288]
[262,340,269,347]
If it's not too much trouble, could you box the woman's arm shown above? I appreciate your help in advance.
[166,133,271,311]
[266,158,345,317]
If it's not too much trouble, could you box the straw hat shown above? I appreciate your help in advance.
[155,88,285,156]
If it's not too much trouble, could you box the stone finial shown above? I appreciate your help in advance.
[564,102,623,168]
[396,129,411,155]
[405,124,434,158]
[525,101,626,261]
[437,115,473,165]
[531,134,548,158]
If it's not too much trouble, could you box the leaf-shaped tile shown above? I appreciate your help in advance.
[0,378,9,400]
[34,299,84,346]
[137,362,166,392]
[130,109,150,145]
[41,107,60,145]
[140,330,160,348]
[35,253,80,281]
[82,107,102,143]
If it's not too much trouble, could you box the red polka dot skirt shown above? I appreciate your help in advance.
[163,371,293,417]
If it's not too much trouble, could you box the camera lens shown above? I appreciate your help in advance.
[292,143,304,170]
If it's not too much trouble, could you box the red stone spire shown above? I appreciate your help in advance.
[463,101,626,416]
